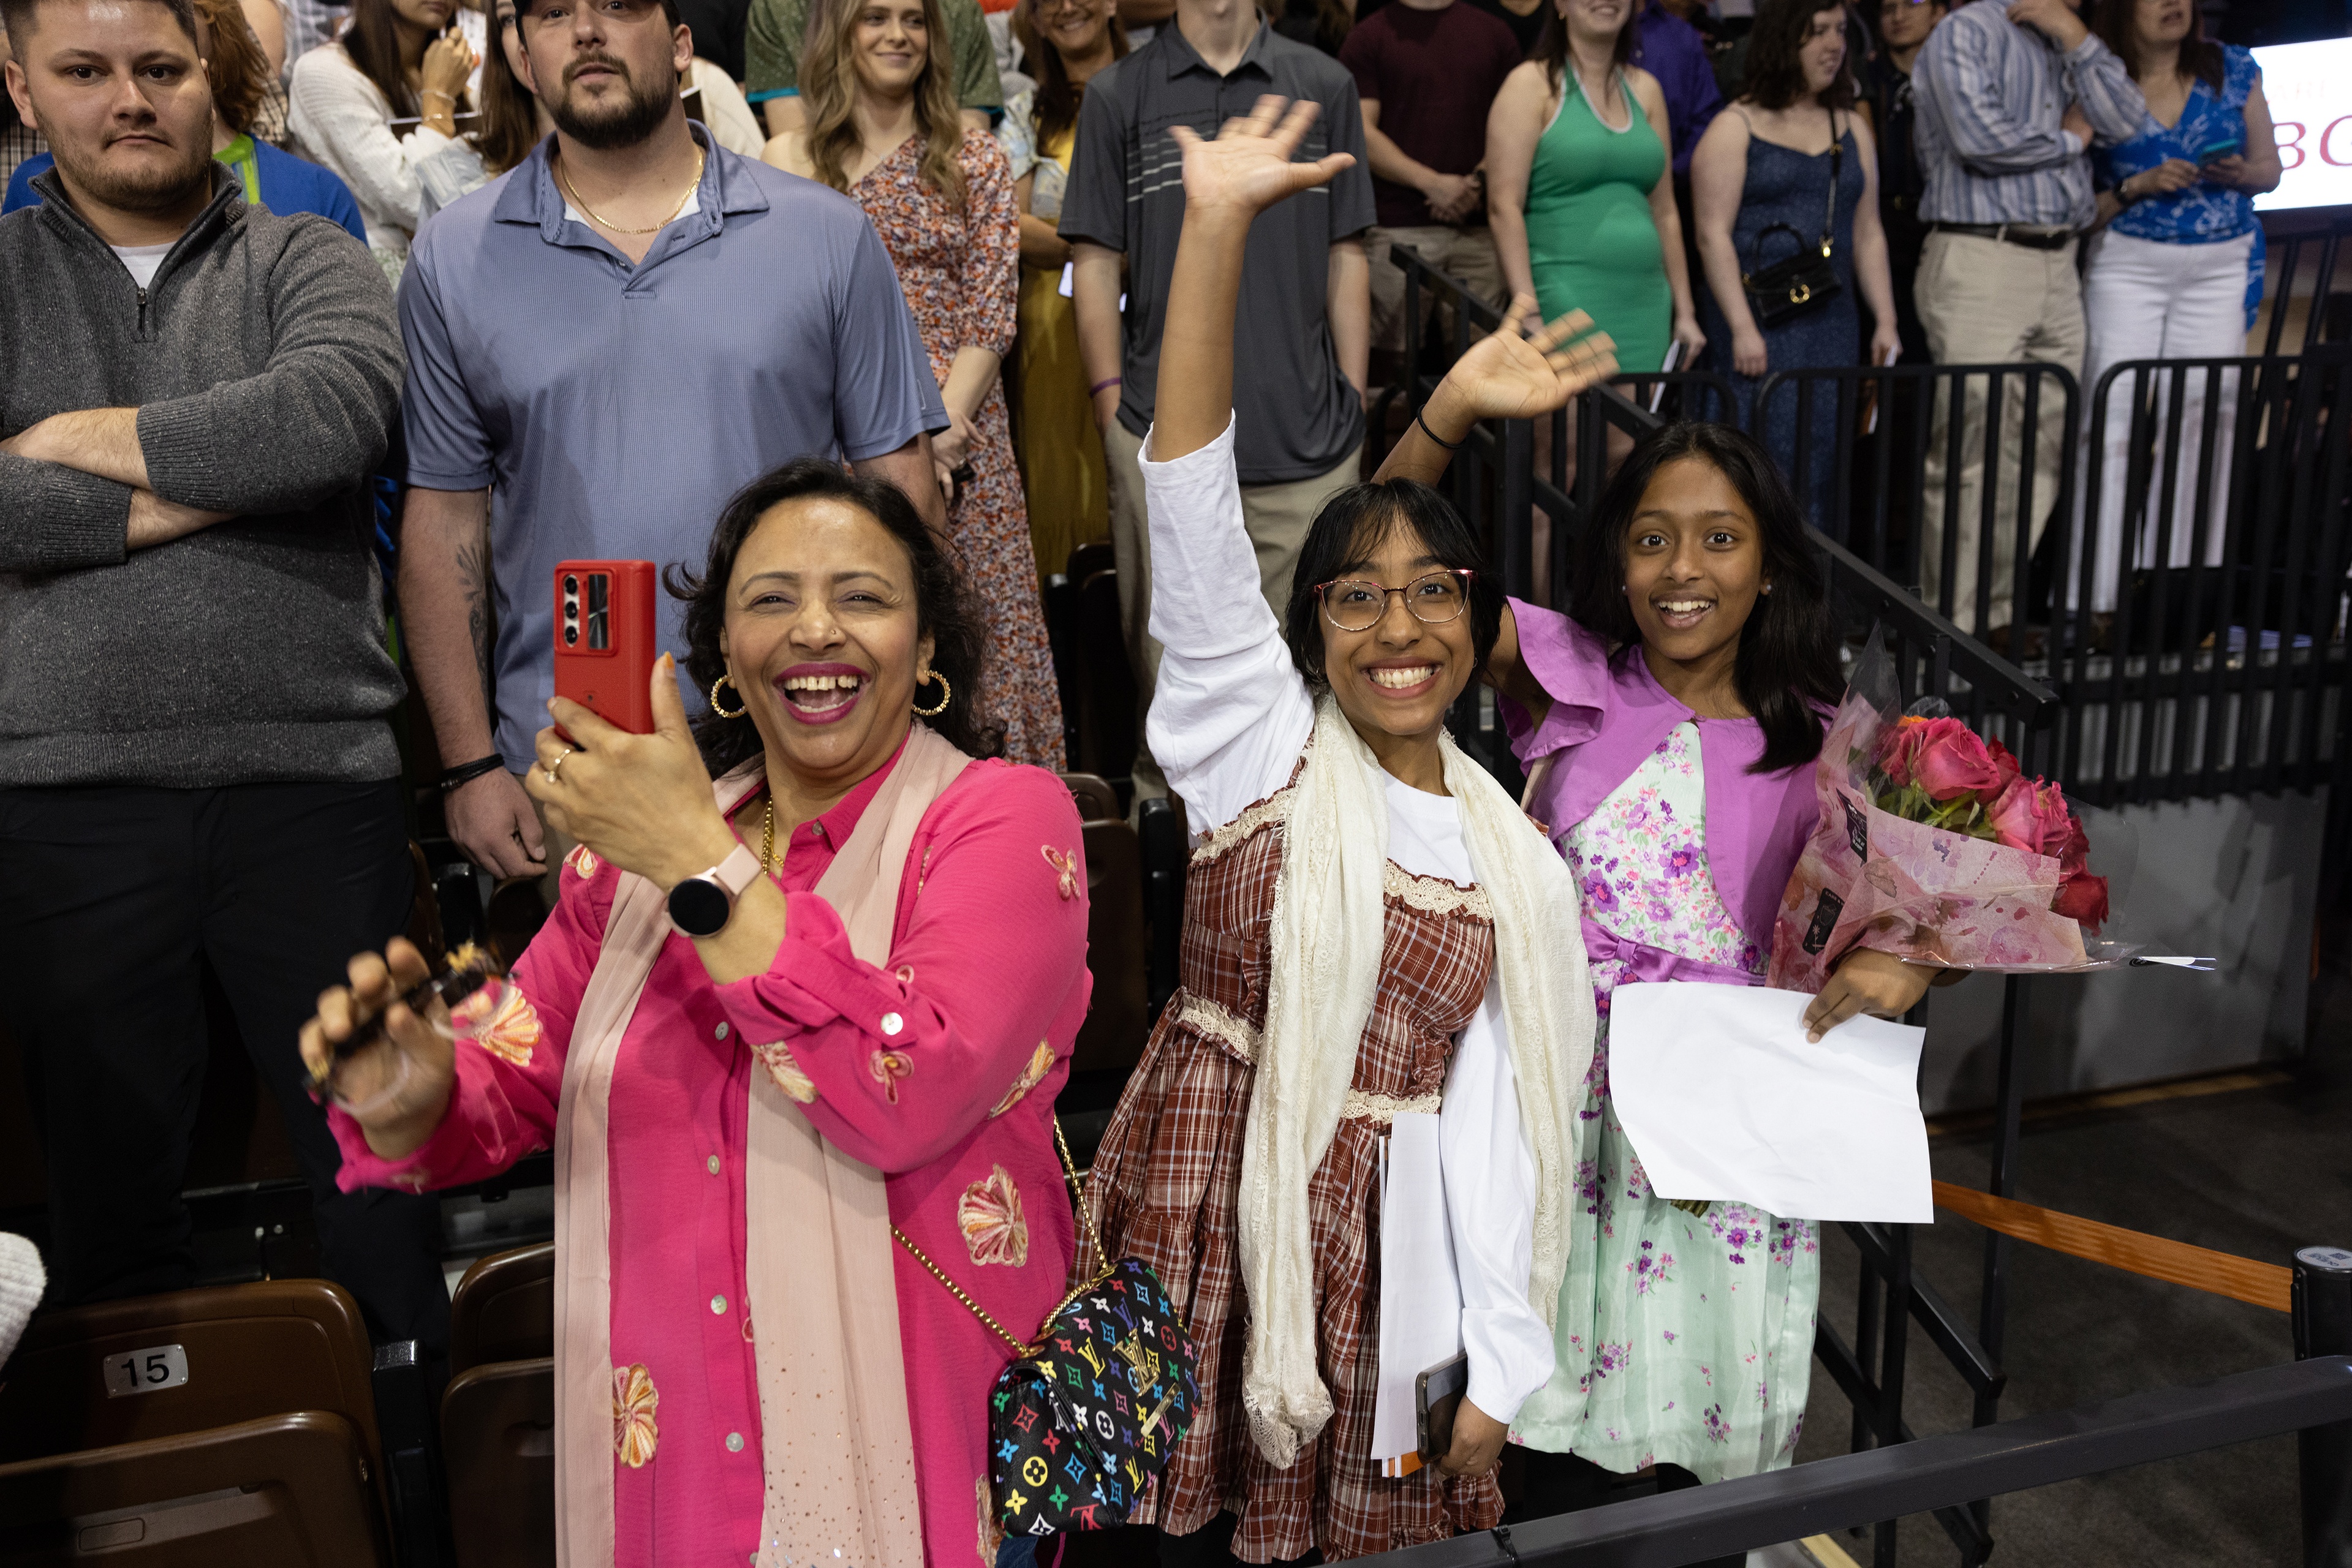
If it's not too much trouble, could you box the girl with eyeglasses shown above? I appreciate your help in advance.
[1085,96,1618,1564]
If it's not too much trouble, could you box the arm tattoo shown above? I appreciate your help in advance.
[455,527,493,705]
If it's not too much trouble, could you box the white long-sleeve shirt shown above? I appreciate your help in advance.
[1138,415,1556,1424]
[287,41,452,262]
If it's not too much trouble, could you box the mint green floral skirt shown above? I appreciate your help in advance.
[1511,722,1820,1479]
[1508,1012,1821,1480]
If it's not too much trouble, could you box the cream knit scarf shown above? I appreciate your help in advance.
[1237,695,1593,1469]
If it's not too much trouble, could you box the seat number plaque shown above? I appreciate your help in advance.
[103,1344,188,1397]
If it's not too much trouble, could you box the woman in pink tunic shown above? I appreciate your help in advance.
[303,460,1091,1568]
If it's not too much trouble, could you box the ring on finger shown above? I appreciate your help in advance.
[544,746,573,785]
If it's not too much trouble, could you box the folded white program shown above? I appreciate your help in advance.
[1608,982,1932,1224]
[1369,1112,1462,1475]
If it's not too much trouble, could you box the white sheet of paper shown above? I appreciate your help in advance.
[1609,983,1932,1224]
[1370,1113,1462,1467]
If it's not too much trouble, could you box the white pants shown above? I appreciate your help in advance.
[2071,228,2255,613]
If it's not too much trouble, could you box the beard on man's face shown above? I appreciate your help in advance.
[51,117,214,214]
[545,51,675,149]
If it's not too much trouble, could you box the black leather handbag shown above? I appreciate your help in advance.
[893,1124,1200,1540]
[1741,114,1845,330]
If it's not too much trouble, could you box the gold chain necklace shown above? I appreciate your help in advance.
[556,146,706,236]
[758,797,776,877]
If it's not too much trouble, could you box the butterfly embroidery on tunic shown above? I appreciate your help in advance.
[454,979,541,1068]
[959,1164,1029,1267]
[612,1363,659,1467]
[755,1040,819,1103]
[870,1049,913,1104]
[989,1041,1056,1117]
[1042,845,1079,900]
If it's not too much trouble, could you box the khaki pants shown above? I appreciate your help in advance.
[1914,230,2085,634]
[1103,418,1363,798]
[1366,225,1507,353]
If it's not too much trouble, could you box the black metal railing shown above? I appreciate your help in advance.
[2060,350,2352,807]
[1752,362,2082,644]
[2261,216,2350,360]
[1344,1359,2352,1567]
[1340,1249,2352,1568]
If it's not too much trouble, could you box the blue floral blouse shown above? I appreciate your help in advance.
[2092,44,2264,323]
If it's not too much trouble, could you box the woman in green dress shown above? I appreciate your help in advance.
[1486,0,1705,375]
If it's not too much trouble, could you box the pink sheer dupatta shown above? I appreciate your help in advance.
[550,726,972,1568]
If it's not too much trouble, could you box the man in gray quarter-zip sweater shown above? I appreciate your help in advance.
[0,0,447,1359]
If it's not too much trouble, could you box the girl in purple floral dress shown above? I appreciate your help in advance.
[1464,422,1938,1538]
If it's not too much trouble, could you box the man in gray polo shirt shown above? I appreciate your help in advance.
[1061,0,1372,801]
[397,0,945,882]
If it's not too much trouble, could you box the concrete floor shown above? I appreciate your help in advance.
[1790,919,2352,1566]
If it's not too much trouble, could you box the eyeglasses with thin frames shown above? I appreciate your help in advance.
[1314,570,1476,633]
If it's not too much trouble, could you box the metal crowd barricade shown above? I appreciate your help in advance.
[2062,350,2352,821]
[1750,363,2082,646]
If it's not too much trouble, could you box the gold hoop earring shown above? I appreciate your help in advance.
[912,671,952,718]
[709,674,747,719]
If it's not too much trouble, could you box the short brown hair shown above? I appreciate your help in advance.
[0,0,199,50]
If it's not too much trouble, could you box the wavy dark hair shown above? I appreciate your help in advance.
[665,459,1004,774]
[1282,481,1507,695]
[1534,0,1635,95]
[342,0,472,118]
[1742,0,1856,112]
[1012,0,1125,152]
[476,2,542,175]
[2092,0,2223,94]
[1570,422,1840,774]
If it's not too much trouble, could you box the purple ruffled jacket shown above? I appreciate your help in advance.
[1500,600,1821,978]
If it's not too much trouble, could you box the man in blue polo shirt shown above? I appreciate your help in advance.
[397,0,945,883]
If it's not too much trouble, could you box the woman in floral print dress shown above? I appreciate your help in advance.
[1476,423,1942,1544]
[766,0,1065,767]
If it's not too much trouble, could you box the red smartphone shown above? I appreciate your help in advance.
[553,560,659,735]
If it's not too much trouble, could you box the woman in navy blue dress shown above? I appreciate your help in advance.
[1692,0,1897,526]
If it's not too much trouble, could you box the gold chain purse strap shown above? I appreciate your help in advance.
[891,1119,1115,1357]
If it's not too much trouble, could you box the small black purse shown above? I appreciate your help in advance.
[1741,113,1845,330]
[893,1125,1200,1540]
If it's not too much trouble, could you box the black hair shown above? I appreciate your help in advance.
[1282,480,1506,693]
[0,0,197,50]
[1742,0,1856,111]
[1569,421,1841,774]
[665,458,1005,774]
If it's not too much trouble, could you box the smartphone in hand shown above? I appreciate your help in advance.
[553,560,659,736]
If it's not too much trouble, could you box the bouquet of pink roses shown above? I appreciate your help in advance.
[1769,634,2116,991]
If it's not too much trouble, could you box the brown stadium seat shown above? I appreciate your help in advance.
[447,1243,556,1378]
[441,1357,555,1568]
[1073,818,1149,1078]
[1070,568,1138,780]
[0,1279,383,1498]
[1058,771,1121,826]
[0,1411,387,1567]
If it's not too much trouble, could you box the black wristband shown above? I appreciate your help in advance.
[436,753,507,793]
[1415,408,1465,451]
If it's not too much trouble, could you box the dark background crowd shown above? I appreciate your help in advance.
[0,0,2343,1477]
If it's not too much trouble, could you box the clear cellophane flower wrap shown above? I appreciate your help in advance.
[1768,631,2133,989]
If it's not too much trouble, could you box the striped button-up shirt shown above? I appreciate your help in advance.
[1911,1,2145,230]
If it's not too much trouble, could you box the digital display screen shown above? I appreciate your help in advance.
[2254,37,2352,213]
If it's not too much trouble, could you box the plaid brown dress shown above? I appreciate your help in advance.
[1088,762,1504,1563]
